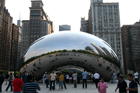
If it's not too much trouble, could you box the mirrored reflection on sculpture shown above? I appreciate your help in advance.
[20,31,120,80]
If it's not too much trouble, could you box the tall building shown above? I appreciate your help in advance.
[10,24,19,71]
[89,0,123,70]
[0,0,13,71]
[17,19,22,70]
[59,25,71,31]
[121,22,140,74]
[80,17,89,33]
[21,0,54,55]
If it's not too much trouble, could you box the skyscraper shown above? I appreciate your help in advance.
[21,0,54,55]
[89,0,123,70]
[0,0,13,71]
[80,17,89,33]
[17,19,22,70]
[59,25,71,31]
[10,24,19,71]
[121,22,140,74]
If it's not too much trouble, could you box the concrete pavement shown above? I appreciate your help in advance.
[1,80,140,93]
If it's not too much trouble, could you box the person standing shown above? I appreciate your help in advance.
[94,71,100,88]
[126,74,138,93]
[21,71,27,84]
[73,71,77,88]
[98,78,108,93]
[115,75,127,93]
[22,75,41,93]
[30,71,36,82]
[5,73,13,92]
[45,72,50,88]
[42,72,47,84]
[63,73,67,89]
[59,72,64,90]
[12,74,24,93]
[50,71,57,90]
[82,70,88,89]
[65,74,69,83]
[134,71,140,85]
[91,73,94,84]
[113,71,116,83]
[0,72,4,92]
[5,72,9,85]
[69,73,72,83]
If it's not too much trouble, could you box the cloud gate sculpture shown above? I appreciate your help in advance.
[20,31,120,80]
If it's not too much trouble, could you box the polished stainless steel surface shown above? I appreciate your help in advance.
[20,31,120,80]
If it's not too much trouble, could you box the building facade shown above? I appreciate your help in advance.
[59,25,71,31]
[0,0,13,71]
[80,17,89,33]
[89,0,123,70]
[21,0,54,55]
[10,24,19,71]
[17,20,22,70]
[121,22,140,74]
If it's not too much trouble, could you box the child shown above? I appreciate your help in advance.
[97,78,108,93]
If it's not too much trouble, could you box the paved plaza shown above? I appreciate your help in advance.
[1,80,140,93]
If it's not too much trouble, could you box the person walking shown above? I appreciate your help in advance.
[0,72,5,92]
[134,71,140,85]
[21,71,27,84]
[59,72,64,90]
[5,73,13,92]
[113,71,116,83]
[12,74,24,93]
[22,75,41,93]
[97,78,108,93]
[73,71,77,88]
[50,71,57,90]
[45,72,50,88]
[94,71,100,88]
[115,75,127,93]
[82,70,88,89]
[5,72,9,85]
[126,74,138,93]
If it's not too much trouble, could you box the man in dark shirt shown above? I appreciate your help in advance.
[115,75,127,93]
[21,71,27,83]
[0,72,4,92]
[126,74,138,93]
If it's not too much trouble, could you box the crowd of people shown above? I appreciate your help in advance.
[0,70,139,93]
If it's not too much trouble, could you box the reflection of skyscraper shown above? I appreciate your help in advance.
[21,0,54,56]
[85,46,96,54]
[0,0,13,71]
[89,0,123,70]
[59,25,71,31]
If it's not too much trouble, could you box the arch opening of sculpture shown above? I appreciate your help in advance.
[20,31,120,80]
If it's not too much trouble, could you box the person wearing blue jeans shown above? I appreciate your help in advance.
[113,71,116,83]
[82,70,88,88]
[73,72,77,88]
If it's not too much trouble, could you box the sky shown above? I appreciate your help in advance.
[5,0,140,32]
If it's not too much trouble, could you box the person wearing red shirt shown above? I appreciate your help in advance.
[12,74,24,93]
